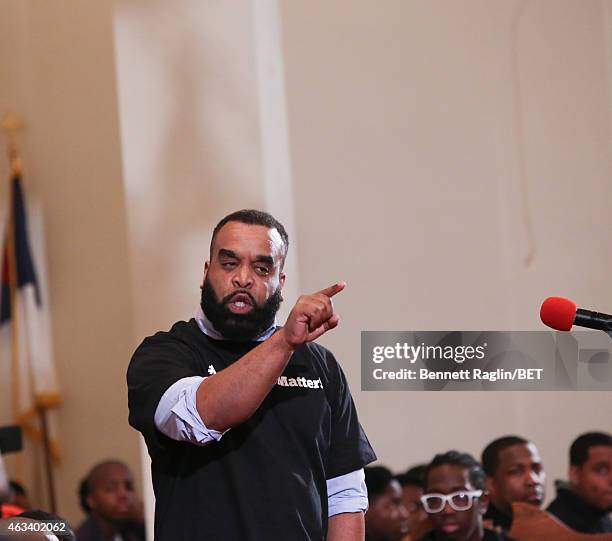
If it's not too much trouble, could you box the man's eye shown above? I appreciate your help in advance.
[222,262,237,268]
[256,266,270,274]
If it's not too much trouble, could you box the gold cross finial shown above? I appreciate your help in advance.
[1,112,24,175]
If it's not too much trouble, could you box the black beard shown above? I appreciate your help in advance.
[200,278,281,341]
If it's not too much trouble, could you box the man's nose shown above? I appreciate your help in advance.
[116,485,130,499]
[441,501,455,514]
[527,470,541,485]
[232,265,253,288]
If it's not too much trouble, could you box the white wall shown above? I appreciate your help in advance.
[281,0,612,501]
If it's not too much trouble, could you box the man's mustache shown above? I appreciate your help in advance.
[222,290,256,306]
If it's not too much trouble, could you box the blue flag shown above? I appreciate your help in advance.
[1,175,41,323]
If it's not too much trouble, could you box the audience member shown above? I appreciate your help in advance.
[547,432,612,533]
[481,436,545,531]
[364,466,410,541]
[9,481,31,511]
[417,451,509,541]
[75,460,145,541]
[396,465,427,534]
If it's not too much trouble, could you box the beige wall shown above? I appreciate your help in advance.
[112,2,270,533]
[0,0,140,526]
[0,0,610,533]
[113,0,267,339]
[281,0,612,500]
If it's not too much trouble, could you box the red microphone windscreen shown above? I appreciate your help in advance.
[540,297,577,331]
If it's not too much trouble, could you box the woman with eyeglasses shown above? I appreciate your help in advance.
[416,451,512,541]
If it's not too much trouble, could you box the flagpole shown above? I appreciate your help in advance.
[37,404,56,513]
[2,114,57,512]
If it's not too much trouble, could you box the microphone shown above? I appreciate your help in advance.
[540,297,612,332]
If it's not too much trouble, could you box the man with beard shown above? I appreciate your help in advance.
[417,451,509,541]
[127,210,376,541]
[480,436,545,532]
[547,432,612,533]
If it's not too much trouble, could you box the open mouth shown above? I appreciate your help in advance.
[226,293,254,314]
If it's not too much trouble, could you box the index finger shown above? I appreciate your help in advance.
[316,282,346,298]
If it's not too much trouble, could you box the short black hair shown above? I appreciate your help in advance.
[396,464,426,488]
[570,432,612,467]
[481,436,528,476]
[78,476,91,513]
[79,459,131,514]
[9,480,26,496]
[364,466,395,500]
[425,451,485,491]
[210,209,289,265]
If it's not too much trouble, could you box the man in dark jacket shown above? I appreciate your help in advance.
[480,436,545,532]
[547,432,612,533]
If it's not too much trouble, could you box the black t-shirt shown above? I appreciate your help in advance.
[127,319,376,541]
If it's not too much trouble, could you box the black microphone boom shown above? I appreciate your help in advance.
[574,308,612,332]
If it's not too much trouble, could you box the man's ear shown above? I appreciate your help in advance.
[201,261,210,289]
[478,491,490,515]
[569,465,580,487]
[86,493,97,512]
[485,476,496,499]
[279,272,286,300]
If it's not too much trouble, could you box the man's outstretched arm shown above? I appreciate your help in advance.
[328,512,365,541]
[196,282,345,432]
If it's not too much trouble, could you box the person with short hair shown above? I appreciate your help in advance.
[417,451,509,541]
[9,481,30,511]
[547,431,612,533]
[480,436,545,531]
[127,210,376,540]
[75,460,145,541]
[364,466,410,541]
[396,465,427,534]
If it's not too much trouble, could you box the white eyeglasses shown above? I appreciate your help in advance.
[420,490,483,513]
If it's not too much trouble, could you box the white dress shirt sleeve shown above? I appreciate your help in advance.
[154,376,228,445]
[327,468,369,517]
